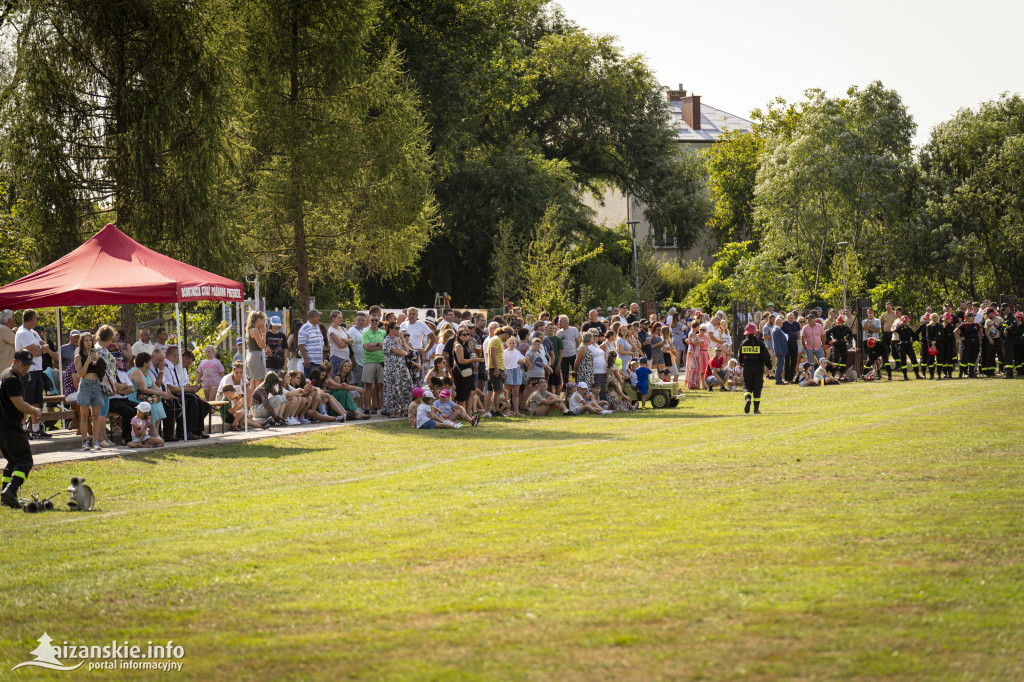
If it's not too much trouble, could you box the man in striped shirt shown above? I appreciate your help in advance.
[298,309,324,376]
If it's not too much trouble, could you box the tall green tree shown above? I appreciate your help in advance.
[917,94,1024,298]
[703,130,763,244]
[754,82,917,292]
[2,0,240,331]
[238,0,436,312]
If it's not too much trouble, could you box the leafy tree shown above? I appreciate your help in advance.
[703,130,763,243]
[519,205,600,318]
[754,82,917,292]
[0,184,31,285]
[488,219,523,307]
[237,0,436,312]
[3,0,241,333]
[917,94,1024,298]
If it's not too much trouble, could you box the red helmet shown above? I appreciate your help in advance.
[744,323,758,335]
[901,315,909,323]
[1016,312,1024,320]
[928,347,939,356]
[836,316,845,324]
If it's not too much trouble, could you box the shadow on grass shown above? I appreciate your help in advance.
[118,442,334,464]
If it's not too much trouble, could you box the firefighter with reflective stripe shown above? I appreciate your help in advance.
[1001,304,1018,379]
[920,313,940,379]
[892,315,920,379]
[955,314,981,379]
[1,352,42,510]
[980,308,1003,377]
[865,336,892,380]
[1011,311,1024,377]
[936,313,956,379]
[824,316,852,379]
[739,323,772,415]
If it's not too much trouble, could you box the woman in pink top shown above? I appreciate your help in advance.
[197,345,225,401]
[684,322,710,389]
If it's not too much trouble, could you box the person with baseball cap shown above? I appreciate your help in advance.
[824,315,853,380]
[738,323,771,414]
[265,316,288,375]
[1,351,43,509]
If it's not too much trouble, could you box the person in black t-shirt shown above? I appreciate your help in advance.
[2,351,42,509]
[265,316,287,372]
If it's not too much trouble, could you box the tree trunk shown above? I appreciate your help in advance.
[120,304,136,341]
[289,13,310,314]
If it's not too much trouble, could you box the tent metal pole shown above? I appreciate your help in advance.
[239,301,247,433]
[175,303,187,443]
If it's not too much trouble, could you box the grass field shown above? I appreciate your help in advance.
[1,378,1023,680]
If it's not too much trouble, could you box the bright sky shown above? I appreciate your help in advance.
[553,0,1024,146]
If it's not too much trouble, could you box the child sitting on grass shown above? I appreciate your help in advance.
[408,387,423,427]
[814,359,840,385]
[567,382,613,415]
[127,402,163,448]
[433,388,479,426]
[416,390,462,429]
[634,357,653,409]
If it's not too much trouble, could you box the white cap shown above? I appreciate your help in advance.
[577,382,588,390]
[422,389,434,400]
[270,316,282,327]
[137,402,151,413]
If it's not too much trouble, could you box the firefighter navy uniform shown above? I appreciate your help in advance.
[825,321,853,378]
[892,319,920,379]
[739,327,772,415]
[936,319,956,379]
[956,319,981,379]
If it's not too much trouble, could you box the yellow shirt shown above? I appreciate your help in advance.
[485,336,505,370]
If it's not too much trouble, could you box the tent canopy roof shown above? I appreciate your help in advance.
[0,224,243,310]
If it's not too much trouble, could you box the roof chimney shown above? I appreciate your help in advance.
[680,93,701,130]
[667,84,686,102]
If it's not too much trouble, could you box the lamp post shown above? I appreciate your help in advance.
[836,241,850,312]
[627,220,641,304]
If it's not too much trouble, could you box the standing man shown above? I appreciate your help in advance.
[581,309,606,336]
[879,302,897,370]
[801,316,825,365]
[544,322,563,393]
[60,330,82,370]
[893,315,921,379]
[401,308,436,380]
[738,324,772,415]
[769,316,789,385]
[1000,303,1016,379]
[955,313,981,379]
[1,351,42,509]
[347,312,367,402]
[485,325,510,417]
[297,309,324,377]
[0,310,16,370]
[14,310,54,439]
[825,316,853,380]
[781,312,801,383]
[361,313,386,414]
[556,315,580,389]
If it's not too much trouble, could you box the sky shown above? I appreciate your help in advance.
[553,0,1024,146]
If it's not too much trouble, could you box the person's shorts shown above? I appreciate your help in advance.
[505,367,523,385]
[417,419,437,429]
[487,370,505,391]
[362,362,384,385]
[77,378,105,407]
[351,362,363,386]
[547,369,562,387]
[568,407,583,416]
[527,376,545,387]
[21,370,43,405]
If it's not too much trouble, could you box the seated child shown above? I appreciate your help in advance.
[814,359,840,385]
[433,388,479,426]
[127,402,163,448]
[416,390,462,429]
[724,358,740,390]
[798,362,818,387]
[567,382,612,415]
[408,386,423,427]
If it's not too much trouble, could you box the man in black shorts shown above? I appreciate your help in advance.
[2,351,43,509]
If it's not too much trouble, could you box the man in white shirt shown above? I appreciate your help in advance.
[132,328,156,357]
[347,311,367,392]
[162,346,210,440]
[400,307,437,366]
[14,309,53,438]
[0,309,17,370]
[297,309,324,375]
[153,328,170,351]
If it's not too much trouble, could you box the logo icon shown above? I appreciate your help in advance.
[12,633,83,671]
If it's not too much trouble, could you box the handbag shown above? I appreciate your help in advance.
[459,366,474,378]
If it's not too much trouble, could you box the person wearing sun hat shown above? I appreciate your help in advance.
[432,387,478,426]
[415,389,461,429]
[738,323,771,415]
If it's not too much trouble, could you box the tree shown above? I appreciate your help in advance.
[237,0,436,312]
[0,184,31,285]
[519,205,600,318]
[488,220,523,307]
[754,82,917,292]
[703,130,763,243]
[3,0,241,333]
[917,94,1024,298]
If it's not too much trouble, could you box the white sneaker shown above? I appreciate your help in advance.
[483,411,493,418]
[286,417,298,425]
[452,422,463,429]
[82,440,91,451]
[601,409,614,415]
[91,441,103,451]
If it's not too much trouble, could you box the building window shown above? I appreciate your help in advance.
[653,231,675,248]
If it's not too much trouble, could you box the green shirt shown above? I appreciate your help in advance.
[547,334,563,363]
[362,328,386,364]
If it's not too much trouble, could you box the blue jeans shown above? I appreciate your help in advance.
[775,353,787,383]
[808,347,825,364]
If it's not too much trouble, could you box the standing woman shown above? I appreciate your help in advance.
[936,313,957,380]
[650,323,667,375]
[574,331,596,390]
[129,352,170,440]
[73,332,106,451]
[921,313,940,379]
[684,322,709,390]
[452,326,483,410]
[588,332,609,400]
[245,310,268,393]
[381,321,413,418]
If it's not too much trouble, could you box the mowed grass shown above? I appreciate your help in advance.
[1,379,1023,680]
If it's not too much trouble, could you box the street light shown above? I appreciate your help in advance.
[627,220,641,305]
[836,241,850,312]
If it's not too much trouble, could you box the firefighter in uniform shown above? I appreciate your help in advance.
[936,313,957,380]
[739,323,772,415]
[824,316,852,380]
[1012,311,1024,377]
[920,314,940,379]
[864,336,892,380]
[980,308,1002,377]
[955,313,981,379]
[1001,304,1017,379]
[1,351,42,510]
[891,315,920,379]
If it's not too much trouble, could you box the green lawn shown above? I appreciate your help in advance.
[2,379,1023,680]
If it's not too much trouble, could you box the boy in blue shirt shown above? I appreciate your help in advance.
[634,357,653,409]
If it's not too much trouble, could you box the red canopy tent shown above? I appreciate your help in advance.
[0,224,247,441]
[0,223,243,309]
